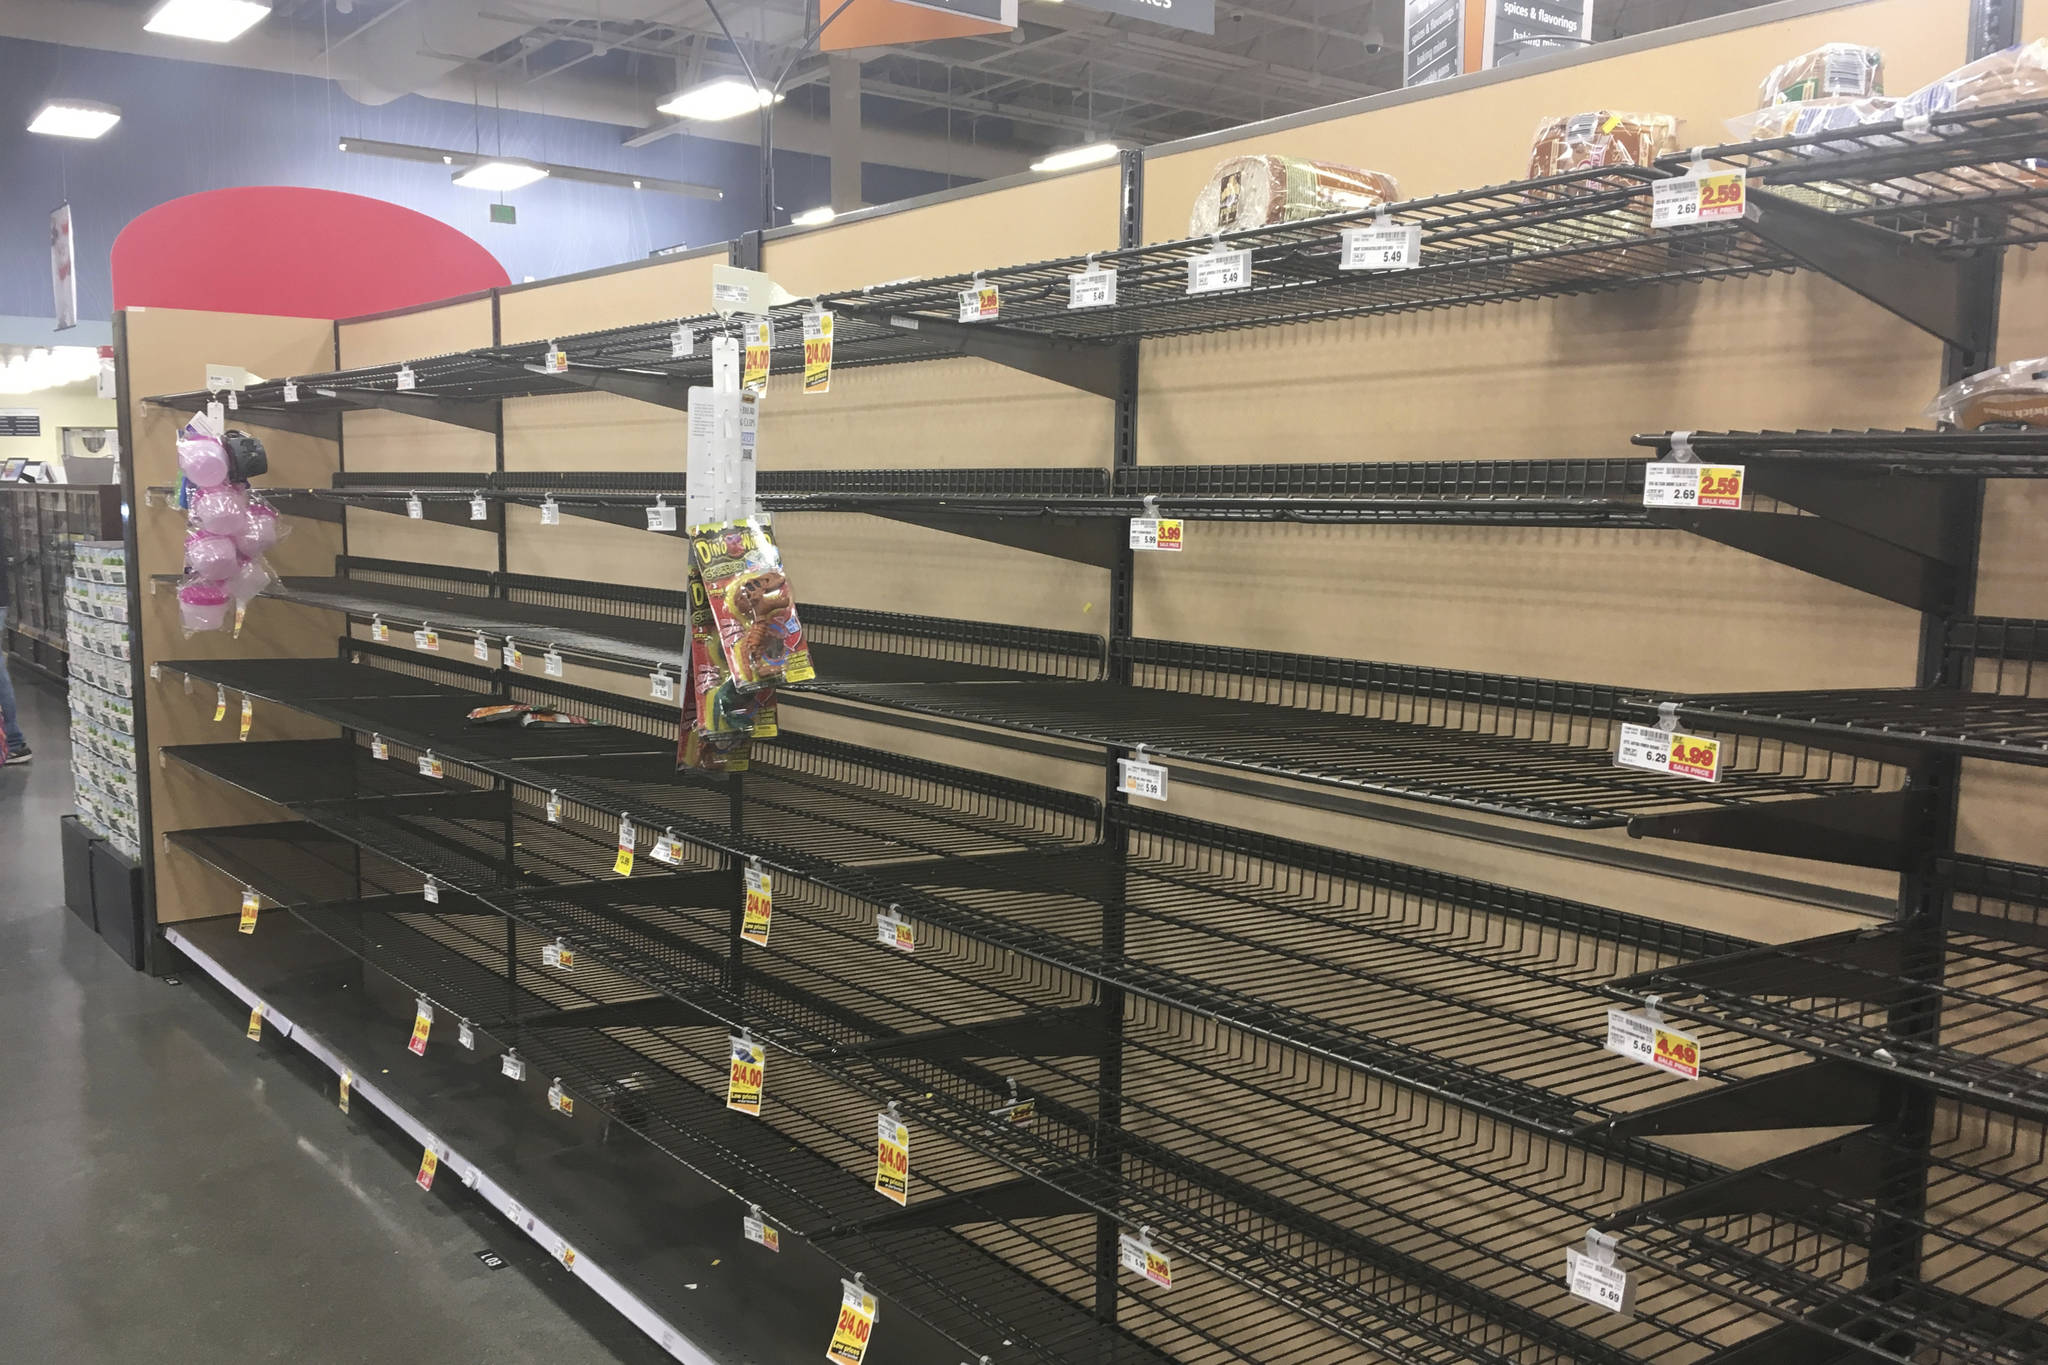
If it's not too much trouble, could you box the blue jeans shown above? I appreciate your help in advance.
[0,607,27,753]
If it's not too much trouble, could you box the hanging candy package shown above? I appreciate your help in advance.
[688,517,814,690]
[175,413,286,635]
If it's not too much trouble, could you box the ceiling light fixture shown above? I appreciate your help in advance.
[790,206,836,227]
[338,137,721,199]
[453,159,550,191]
[144,0,272,42]
[27,100,122,139]
[1029,141,1121,173]
[657,76,781,122]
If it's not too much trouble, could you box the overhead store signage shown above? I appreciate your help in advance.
[1404,0,1463,86]
[821,0,1015,54]
[1483,0,1594,70]
[1063,0,1213,35]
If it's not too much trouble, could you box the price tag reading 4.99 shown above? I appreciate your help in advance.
[1642,461,1745,509]
[826,1280,879,1365]
[1615,722,1721,783]
[1651,165,1747,230]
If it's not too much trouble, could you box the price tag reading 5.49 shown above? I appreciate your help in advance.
[1615,722,1721,783]
[1652,166,1747,230]
[1340,221,1422,271]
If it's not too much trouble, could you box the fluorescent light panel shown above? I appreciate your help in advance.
[657,76,781,122]
[338,137,722,200]
[1030,141,1121,173]
[453,160,549,191]
[790,206,836,226]
[28,100,122,139]
[144,0,271,42]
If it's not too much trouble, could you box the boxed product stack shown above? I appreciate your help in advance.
[66,542,140,859]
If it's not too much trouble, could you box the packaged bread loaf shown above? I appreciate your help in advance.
[1758,44,1883,107]
[1188,155,1398,237]
[1526,112,1679,182]
[1731,38,2048,140]
[1928,358,2048,430]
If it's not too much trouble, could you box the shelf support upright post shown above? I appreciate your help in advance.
[722,233,758,1008]
[1865,0,2014,1345]
[1092,147,1144,1331]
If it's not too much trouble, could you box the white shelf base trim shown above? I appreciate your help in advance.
[166,925,716,1365]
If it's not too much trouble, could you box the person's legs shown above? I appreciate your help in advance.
[0,607,29,757]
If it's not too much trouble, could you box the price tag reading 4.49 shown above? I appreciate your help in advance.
[1615,722,1721,783]
[1129,517,1183,551]
[826,1280,878,1365]
[1651,166,1747,230]
[1606,1008,1703,1080]
[726,1034,765,1117]
[1642,462,1745,509]
[873,1113,910,1206]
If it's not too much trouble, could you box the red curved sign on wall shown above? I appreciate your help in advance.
[112,186,508,319]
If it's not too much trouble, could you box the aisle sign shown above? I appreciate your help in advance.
[726,1035,766,1116]
[1119,756,1170,802]
[416,1146,439,1190]
[1117,1231,1173,1288]
[1605,1008,1703,1080]
[1069,267,1118,310]
[876,909,914,953]
[743,318,772,392]
[246,1003,265,1040]
[1642,461,1745,509]
[1129,517,1183,551]
[957,282,1000,322]
[743,1213,781,1252]
[1187,248,1251,295]
[873,1112,911,1205]
[1615,722,1721,783]
[615,816,636,876]
[239,889,260,934]
[409,999,434,1055]
[803,310,834,395]
[1340,221,1423,271]
[742,865,774,946]
[1651,166,1747,230]
[826,1280,879,1365]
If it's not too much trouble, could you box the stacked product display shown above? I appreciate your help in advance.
[67,542,138,858]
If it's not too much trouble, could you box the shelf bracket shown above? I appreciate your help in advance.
[867,510,1123,568]
[1613,926,1908,1005]
[491,996,729,1033]
[816,1174,1094,1238]
[1744,465,1977,566]
[1744,187,1995,354]
[216,407,344,442]
[524,870,731,911]
[834,305,1128,399]
[258,489,347,526]
[522,363,693,412]
[1581,1060,1893,1138]
[846,1004,1112,1060]
[1628,788,1932,870]
[1602,1131,1889,1226]
[884,846,1125,902]
[1697,1305,1887,1365]
[1658,508,1956,611]
[316,386,501,433]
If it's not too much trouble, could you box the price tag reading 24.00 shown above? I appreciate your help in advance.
[1614,722,1721,783]
[1642,461,1745,509]
[826,1280,879,1365]
[874,1112,910,1206]
[741,865,773,946]
[726,1035,765,1117]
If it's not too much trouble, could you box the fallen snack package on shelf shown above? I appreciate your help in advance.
[689,517,814,691]
[1928,357,2048,428]
[521,710,590,728]
[1758,43,1884,106]
[1526,112,1680,184]
[1187,154,1398,237]
[466,703,532,725]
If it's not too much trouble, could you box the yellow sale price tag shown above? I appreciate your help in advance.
[742,866,773,947]
[1696,465,1744,509]
[873,1113,910,1206]
[743,318,771,392]
[726,1036,765,1117]
[826,1282,878,1365]
[803,311,833,395]
[1665,732,1721,781]
[1653,1025,1702,1079]
[246,1004,264,1040]
[239,889,259,934]
[416,1147,438,1190]
[614,815,635,876]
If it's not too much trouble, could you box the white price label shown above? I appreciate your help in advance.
[422,878,440,905]
[1566,1247,1636,1315]
[544,650,564,678]
[1119,757,1169,802]
[406,495,424,520]
[1615,722,1722,783]
[1187,248,1251,295]
[501,1052,526,1081]
[1651,166,1747,230]
[473,634,490,662]
[545,791,562,823]
[742,1214,780,1252]
[651,671,675,701]
[503,641,523,670]
[370,734,388,761]
[540,497,560,526]
[395,365,416,391]
[371,617,389,643]
[543,345,568,375]
[207,400,225,426]
[875,911,914,953]
[671,325,694,359]
[1129,518,1183,552]
[419,753,444,780]
[458,1018,475,1049]
[414,627,439,651]
[283,381,299,404]
[647,502,678,532]
[1340,222,1422,271]
[1605,1008,1702,1079]
[226,390,238,410]
[1069,267,1118,310]
[470,495,488,521]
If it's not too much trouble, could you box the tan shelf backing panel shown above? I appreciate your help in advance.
[125,306,345,923]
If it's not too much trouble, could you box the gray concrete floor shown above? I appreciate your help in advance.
[0,676,659,1365]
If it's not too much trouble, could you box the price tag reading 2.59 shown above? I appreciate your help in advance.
[1615,722,1722,783]
[1652,166,1747,230]
[1642,461,1745,509]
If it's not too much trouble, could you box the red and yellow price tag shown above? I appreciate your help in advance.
[1652,1025,1702,1079]
[1665,732,1722,781]
[246,1004,264,1040]
[742,866,773,947]
[826,1282,879,1365]
[743,318,771,392]
[408,1002,433,1056]
[614,816,635,877]
[873,1113,910,1207]
[1696,465,1744,508]
[726,1036,765,1117]
[239,889,260,934]
[416,1147,439,1190]
[803,311,833,395]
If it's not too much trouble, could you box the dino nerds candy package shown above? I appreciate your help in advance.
[688,517,814,692]
[689,573,777,742]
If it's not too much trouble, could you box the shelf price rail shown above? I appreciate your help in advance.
[144,650,1818,1365]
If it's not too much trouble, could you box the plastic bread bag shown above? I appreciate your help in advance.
[1725,96,1898,144]
[1758,44,1883,107]
[1894,38,2048,122]
[1927,357,2048,429]
[1526,112,1680,184]
[1188,155,1398,237]
[688,517,814,691]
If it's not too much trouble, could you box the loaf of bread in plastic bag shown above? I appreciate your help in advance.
[1526,112,1679,183]
[1757,43,1883,107]
[1187,155,1398,237]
